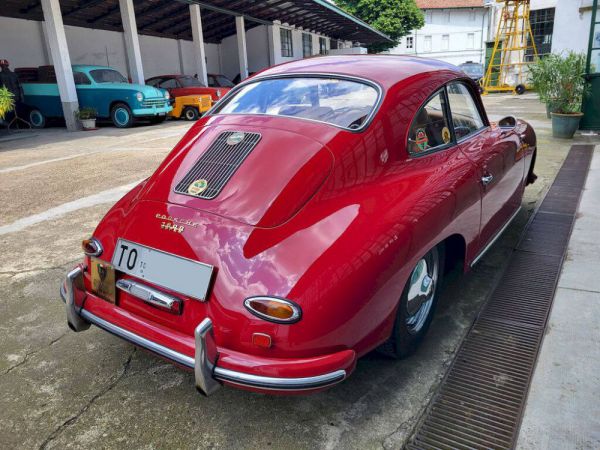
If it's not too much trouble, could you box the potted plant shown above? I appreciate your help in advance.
[530,52,588,138]
[0,86,15,124]
[75,107,97,130]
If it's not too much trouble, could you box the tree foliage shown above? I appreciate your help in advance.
[336,0,424,53]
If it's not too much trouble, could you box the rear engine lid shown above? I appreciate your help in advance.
[143,120,334,228]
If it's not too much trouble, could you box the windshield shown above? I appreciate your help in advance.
[179,76,205,87]
[90,69,128,83]
[215,75,234,87]
[216,77,379,130]
[460,65,483,76]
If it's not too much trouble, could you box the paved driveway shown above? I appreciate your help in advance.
[0,96,571,449]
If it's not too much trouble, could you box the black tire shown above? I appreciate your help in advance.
[110,102,133,128]
[182,106,199,121]
[29,109,46,129]
[150,116,167,124]
[378,244,445,359]
[515,84,526,95]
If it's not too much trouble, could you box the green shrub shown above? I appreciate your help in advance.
[75,107,97,120]
[0,86,15,120]
[529,52,588,114]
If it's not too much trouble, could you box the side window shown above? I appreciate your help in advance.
[408,90,452,155]
[73,72,91,85]
[147,78,162,87]
[447,82,485,139]
[159,78,178,89]
[207,75,216,87]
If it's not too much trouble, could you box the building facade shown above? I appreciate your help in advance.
[390,0,491,66]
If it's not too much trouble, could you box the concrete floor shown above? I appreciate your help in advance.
[0,95,575,449]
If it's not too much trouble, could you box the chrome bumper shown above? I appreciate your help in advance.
[60,267,346,395]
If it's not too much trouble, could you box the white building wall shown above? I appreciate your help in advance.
[390,7,490,66]
[551,0,593,55]
[0,17,49,68]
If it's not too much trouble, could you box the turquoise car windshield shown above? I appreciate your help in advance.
[216,77,379,130]
[90,69,128,84]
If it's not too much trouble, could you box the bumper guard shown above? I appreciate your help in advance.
[60,267,346,395]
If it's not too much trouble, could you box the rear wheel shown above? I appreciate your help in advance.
[182,106,199,121]
[379,245,444,359]
[29,109,46,128]
[110,103,133,128]
[515,84,526,95]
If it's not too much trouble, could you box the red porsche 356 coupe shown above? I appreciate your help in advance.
[61,56,536,395]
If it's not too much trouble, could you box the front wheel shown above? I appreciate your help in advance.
[182,106,199,121]
[379,245,444,359]
[515,84,526,95]
[110,103,133,128]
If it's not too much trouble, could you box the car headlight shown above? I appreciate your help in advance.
[216,89,222,98]
[244,296,302,324]
[164,91,170,99]
[135,92,144,102]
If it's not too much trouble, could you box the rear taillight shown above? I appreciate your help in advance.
[82,237,103,257]
[244,297,302,324]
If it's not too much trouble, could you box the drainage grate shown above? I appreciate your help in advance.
[174,131,261,200]
[406,145,594,450]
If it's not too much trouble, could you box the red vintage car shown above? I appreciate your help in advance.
[61,56,536,395]
[146,74,232,102]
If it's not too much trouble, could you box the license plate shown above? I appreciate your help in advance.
[91,258,116,304]
[111,239,214,301]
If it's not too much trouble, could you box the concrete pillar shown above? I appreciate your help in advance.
[235,16,249,81]
[40,0,80,131]
[267,23,280,66]
[189,4,208,86]
[119,0,144,85]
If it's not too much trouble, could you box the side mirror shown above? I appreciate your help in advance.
[498,115,517,129]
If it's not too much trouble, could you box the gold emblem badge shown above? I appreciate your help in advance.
[188,179,208,196]
[226,132,245,145]
[442,127,451,144]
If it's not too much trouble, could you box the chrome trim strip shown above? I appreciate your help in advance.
[213,367,346,391]
[79,309,196,369]
[83,237,103,257]
[65,267,90,332]
[471,207,521,267]
[116,279,182,313]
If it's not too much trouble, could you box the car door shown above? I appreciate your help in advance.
[448,81,524,251]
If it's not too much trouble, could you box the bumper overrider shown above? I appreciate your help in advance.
[60,266,349,395]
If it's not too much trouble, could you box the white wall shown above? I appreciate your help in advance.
[0,17,49,68]
[65,25,128,74]
[551,0,593,55]
[390,8,489,66]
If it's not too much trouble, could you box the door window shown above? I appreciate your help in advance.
[447,82,485,139]
[159,78,178,89]
[407,90,452,155]
[73,71,91,85]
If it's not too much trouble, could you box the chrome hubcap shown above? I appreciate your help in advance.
[406,249,438,334]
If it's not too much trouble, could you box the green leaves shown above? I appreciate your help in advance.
[336,0,424,53]
[529,52,588,114]
[0,86,15,120]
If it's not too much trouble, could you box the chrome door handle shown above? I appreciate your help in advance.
[481,173,494,186]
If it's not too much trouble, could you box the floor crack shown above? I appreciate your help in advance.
[1,332,67,376]
[38,347,136,450]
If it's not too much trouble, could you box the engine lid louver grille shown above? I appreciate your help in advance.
[174,131,261,200]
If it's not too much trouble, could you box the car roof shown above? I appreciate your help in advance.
[253,55,462,89]
[72,65,115,72]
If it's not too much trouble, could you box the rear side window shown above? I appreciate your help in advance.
[408,90,452,154]
[73,72,91,85]
[447,82,485,139]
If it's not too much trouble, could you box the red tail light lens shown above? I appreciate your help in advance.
[244,297,302,324]
[82,237,103,257]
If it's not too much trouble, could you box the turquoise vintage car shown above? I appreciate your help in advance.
[21,65,172,128]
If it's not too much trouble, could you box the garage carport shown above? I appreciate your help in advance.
[0,0,390,130]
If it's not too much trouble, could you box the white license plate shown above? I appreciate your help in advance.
[111,239,213,301]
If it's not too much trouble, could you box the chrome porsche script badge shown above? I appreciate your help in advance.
[226,132,245,145]
[188,179,208,196]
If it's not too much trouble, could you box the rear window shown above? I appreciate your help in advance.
[214,77,379,130]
